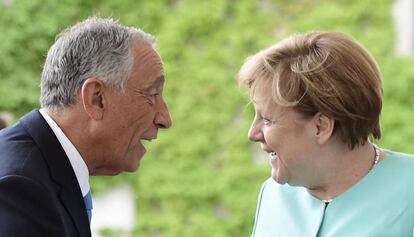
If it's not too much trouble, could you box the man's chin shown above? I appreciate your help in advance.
[102,162,141,175]
[125,159,142,172]
[90,156,143,176]
[90,168,124,176]
[92,145,146,175]
[128,145,147,170]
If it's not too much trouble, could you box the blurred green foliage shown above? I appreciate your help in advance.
[1,0,413,236]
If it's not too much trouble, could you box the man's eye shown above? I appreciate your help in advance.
[147,93,159,105]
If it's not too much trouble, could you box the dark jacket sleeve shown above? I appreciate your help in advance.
[0,175,64,237]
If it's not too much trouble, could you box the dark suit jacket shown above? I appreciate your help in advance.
[0,110,91,237]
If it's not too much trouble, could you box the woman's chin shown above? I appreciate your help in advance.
[271,169,287,184]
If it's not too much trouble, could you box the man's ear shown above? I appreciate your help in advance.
[81,78,105,120]
[313,112,334,145]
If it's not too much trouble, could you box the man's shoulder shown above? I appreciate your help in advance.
[0,116,50,181]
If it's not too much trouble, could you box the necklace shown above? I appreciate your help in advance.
[370,143,381,171]
[321,144,381,204]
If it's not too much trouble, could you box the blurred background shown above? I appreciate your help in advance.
[1,0,414,236]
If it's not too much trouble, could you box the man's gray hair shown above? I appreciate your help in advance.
[40,17,155,110]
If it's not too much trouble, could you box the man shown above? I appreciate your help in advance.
[0,17,172,236]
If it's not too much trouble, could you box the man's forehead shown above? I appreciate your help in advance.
[132,40,160,59]
[130,41,165,89]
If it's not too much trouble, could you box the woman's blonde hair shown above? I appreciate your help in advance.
[238,31,383,149]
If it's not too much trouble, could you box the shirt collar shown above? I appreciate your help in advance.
[39,108,90,196]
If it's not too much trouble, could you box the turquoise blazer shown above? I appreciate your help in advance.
[251,151,414,237]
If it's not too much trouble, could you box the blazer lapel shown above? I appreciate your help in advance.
[20,110,91,237]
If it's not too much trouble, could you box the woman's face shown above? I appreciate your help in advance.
[248,80,317,186]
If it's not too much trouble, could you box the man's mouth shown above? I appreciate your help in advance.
[139,137,157,150]
[140,136,157,143]
[142,133,157,141]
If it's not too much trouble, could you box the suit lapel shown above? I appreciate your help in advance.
[20,110,91,237]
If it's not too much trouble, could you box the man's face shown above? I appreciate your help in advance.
[94,41,172,175]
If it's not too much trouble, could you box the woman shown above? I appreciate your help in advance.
[238,31,414,236]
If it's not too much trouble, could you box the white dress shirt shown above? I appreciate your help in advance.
[39,109,90,196]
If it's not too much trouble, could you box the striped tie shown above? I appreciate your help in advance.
[83,191,93,223]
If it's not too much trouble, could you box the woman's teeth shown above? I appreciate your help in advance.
[269,151,277,162]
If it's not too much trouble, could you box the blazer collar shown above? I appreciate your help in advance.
[20,109,91,237]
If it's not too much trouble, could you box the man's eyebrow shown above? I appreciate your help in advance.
[147,75,165,90]
[154,75,165,85]
[139,76,165,93]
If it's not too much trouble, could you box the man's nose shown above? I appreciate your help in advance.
[155,99,172,129]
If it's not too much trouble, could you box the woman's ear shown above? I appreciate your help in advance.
[81,78,106,120]
[313,112,334,145]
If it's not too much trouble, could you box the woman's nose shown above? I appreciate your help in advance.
[248,119,263,142]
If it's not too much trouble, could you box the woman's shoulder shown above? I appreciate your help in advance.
[381,149,414,170]
[385,149,414,159]
[376,150,414,188]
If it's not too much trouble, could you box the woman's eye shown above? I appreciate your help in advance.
[263,118,272,126]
